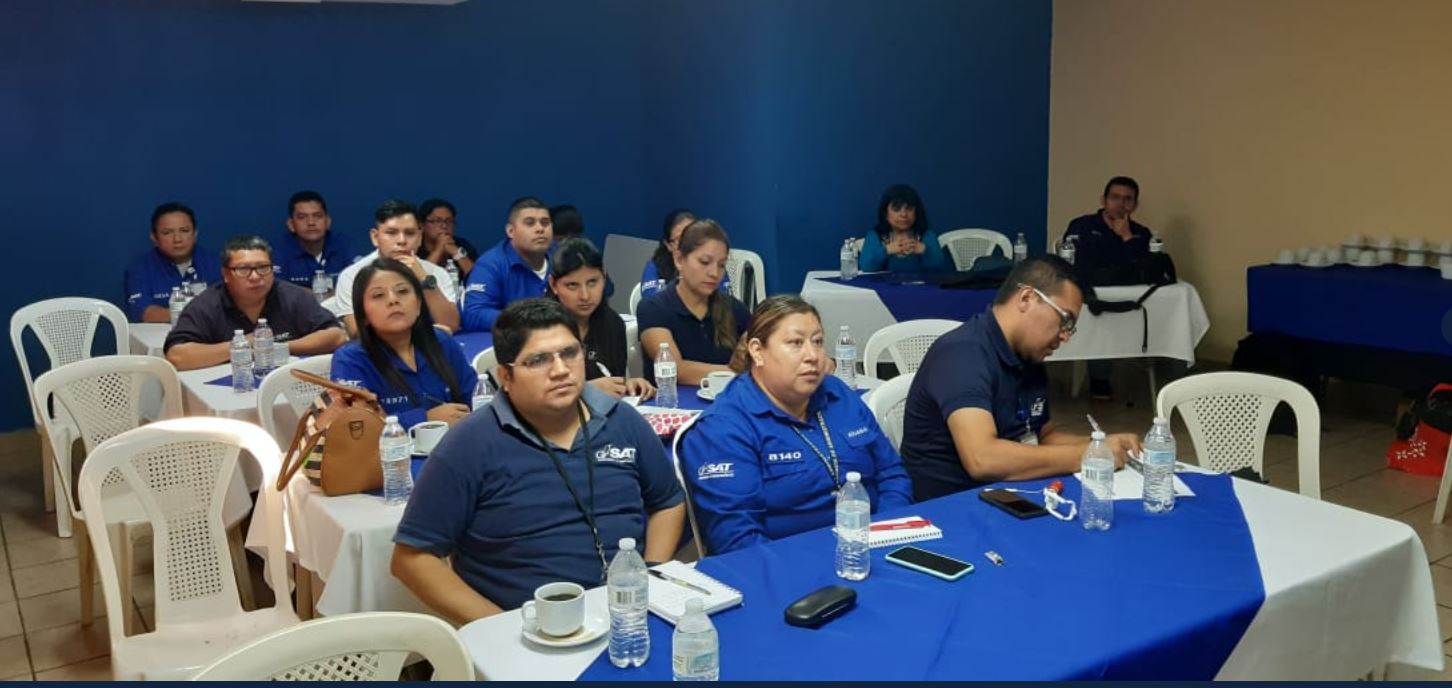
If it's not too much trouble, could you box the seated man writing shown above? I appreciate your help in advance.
[900,255,1141,501]
[163,235,346,371]
[391,298,686,624]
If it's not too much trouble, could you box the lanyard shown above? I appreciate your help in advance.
[789,410,843,493]
[524,402,607,583]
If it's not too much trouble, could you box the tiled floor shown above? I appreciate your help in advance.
[0,368,1447,679]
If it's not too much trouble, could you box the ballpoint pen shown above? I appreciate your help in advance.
[649,568,712,596]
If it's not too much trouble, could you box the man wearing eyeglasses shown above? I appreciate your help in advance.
[392,299,685,622]
[163,235,346,371]
[123,202,221,322]
[899,256,1142,501]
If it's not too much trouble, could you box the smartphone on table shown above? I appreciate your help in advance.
[885,546,975,581]
[978,488,1049,519]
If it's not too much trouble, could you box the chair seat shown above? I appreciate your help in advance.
[116,606,300,680]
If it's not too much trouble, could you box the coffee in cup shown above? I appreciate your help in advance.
[699,371,736,396]
[522,581,585,637]
[409,420,449,455]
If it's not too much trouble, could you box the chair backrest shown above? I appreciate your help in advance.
[256,355,334,445]
[670,414,709,557]
[78,418,294,641]
[192,611,474,681]
[34,355,184,516]
[628,283,643,317]
[726,248,766,309]
[10,297,129,424]
[861,319,959,378]
[938,229,1012,271]
[866,373,915,452]
[472,347,498,378]
[1156,371,1321,499]
[602,233,657,314]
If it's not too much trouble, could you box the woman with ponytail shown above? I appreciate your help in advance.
[637,219,752,385]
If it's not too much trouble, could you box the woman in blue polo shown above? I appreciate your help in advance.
[857,183,950,273]
[637,219,751,385]
[679,295,913,554]
[330,258,477,429]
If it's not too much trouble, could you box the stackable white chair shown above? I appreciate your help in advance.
[861,319,958,380]
[670,414,710,558]
[866,373,916,452]
[938,229,1012,271]
[628,283,644,317]
[472,347,499,379]
[255,355,333,447]
[79,418,299,680]
[10,297,129,519]
[1156,371,1321,499]
[191,612,474,681]
[726,248,767,308]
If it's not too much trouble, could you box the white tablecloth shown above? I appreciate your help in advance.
[455,478,1442,681]
[799,271,1211,364]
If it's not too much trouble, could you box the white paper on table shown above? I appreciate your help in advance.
[620,395,641,407]
[1074,469,1196,500]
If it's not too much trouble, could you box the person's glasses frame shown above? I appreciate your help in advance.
[508,344,584,372]
[1018,283,1077,336]
[227,264,276,278]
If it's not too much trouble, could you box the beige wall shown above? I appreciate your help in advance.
[1048,0,1452,362]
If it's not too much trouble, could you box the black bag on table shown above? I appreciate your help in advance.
[1076,252,1178,353]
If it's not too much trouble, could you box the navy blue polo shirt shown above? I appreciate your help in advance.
[394,385,684,610]
[273,232,365,287]
[162,280,341,352]
[635,281,751,384]
[680,372,913,554]
[122,247,221,321]
[460,239,552,332]
[1061,211,1153,274]
[328,328,479,429]
[899,313,1051,501]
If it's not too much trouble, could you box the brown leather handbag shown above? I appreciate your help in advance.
[277,370,386,496]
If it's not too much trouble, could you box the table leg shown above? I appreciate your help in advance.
[295,563,315,620]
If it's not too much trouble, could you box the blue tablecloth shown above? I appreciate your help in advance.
[821,273,996,323]
[1247,264,1452,357]
[581,473,1264,681]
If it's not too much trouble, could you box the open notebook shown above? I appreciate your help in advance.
[868,515,943,548]
[646,561,743,624]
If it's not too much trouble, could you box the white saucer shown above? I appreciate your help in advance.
[1298,260,1331,268]
[1272,258,1296,265]
[697,387,718,401]
[521,615,607,648]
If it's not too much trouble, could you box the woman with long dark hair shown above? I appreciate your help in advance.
[858,183,950,273]
[637,220,752,385]
[330,257,478,427]
[639,208,733,298]
[548,237,655,399]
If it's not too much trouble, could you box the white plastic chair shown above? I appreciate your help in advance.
[861,319,959,379]
[472,347,498,378]
[79,417,299,680]
[865,373,915,452]
[191,611,474,681]
[255,355,334,446]
[670,413,710,557]
[10,297,129,519]
[726,248,766,308]
[1156,371,1321,499]
[628,283,643,317]
[1434,443,1452,524]
[938,229,1012,271]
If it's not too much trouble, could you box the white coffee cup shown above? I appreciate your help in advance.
[1304,250,1326,266]
[699,371,736,396]
[1376,247,1396,264]
[1274,249,1295,264]
[521,581,584,638]
[1295,247,1312,261]
[409,421,449,455]
[1344,232,1364,247]
[1437,240,1452,255]
[1404,251,1426,267]
[1326,247,1344,263]
[1440,255,1452,270]
[1356,251,1377,267]
[1376,235,1395,248]
[1443,262,1452,280]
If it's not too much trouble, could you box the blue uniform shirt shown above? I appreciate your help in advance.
[394,385,685,610]
[680,373,913,554]
[899,313,1051,501]
[122,247,221,321]
[639,259,731,299]
[329,328,479,429]
[461,240,551,332]
[273,232,364,288]
[635,281,751,384]
[857,230,951,273]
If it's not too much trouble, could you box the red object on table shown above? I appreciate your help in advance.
[869,519,932,532]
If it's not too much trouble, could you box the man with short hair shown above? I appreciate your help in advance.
[123,202,220,322]
[417,198,479,279]
[900,256,1142,501]
[392,298,685,623]
[331,199,461,336]
[164,235,346,371]
[460,197,554,332]
[274,190,363,291]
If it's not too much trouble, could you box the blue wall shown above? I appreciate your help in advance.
[0,0,1051,430]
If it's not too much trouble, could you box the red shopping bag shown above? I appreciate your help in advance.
[1388,383,1452,476]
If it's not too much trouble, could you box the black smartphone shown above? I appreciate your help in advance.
[978,488,1049,519]
[885,546,975,581]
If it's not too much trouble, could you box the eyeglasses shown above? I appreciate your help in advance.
[227,264,276,278]
[1019,283,1077,336]
[509,344,583,371]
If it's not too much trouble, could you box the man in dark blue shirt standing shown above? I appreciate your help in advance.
[900,256,1141,501]
[274,190,363,293]
[123,202,220,322]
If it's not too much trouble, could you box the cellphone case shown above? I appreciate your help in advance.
[884,548,975,581]
[978,488,1049,519]
[784,585,857,629]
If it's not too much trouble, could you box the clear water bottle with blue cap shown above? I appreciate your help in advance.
[229,330,254,393]
[1142,417,1176,513]
[379,415,412,506]
[608,537,650,667]
[252,318,274,379]
[672,597,719,681]
[835,471,870,580]
[1080,431,1114,530]
[655,343,678,409]
[168,287,186,325]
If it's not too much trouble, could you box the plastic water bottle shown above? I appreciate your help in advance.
[1058,236,1077,265]
[608,537,650,668]
[1013,233,1028,263]
[835,471,871,581]
[379,415,413,506]
[1080,431,1115,531]
[1143,416,1177,513]
[672,597,719,681]
[839,239,859,280]
[168,287,186,325]
[445,259,461,294]
[252,318,274,379]
[229,330,254,393]
[655,343,678,409]
[1149,235,1165,254]
[472,375,496,411]
[835,326,857,388]
[312,270,329,300]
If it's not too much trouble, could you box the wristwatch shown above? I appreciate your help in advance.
[421,275,439,290]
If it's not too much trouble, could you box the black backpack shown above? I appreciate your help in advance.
[1078,252,1178,353]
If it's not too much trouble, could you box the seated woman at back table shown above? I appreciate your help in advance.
[548,237,655,400]
[680,295,913,554]
[857,183,950,273]
[330,257,478,429]
[639,208,732,299]
[637,219,752,385]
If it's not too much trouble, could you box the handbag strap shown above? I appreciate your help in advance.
[291,368,380,405]
[277,404,325,491]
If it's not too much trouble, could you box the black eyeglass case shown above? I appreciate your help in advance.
[784,585,857,629]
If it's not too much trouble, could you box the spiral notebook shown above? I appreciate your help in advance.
[868,515,943,548]
[646,561,743,624]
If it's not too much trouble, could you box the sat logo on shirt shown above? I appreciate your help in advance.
[767,450,803,463]
[698,462,734,480]
[594,444,637,465]
[1030,398,1046,418]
